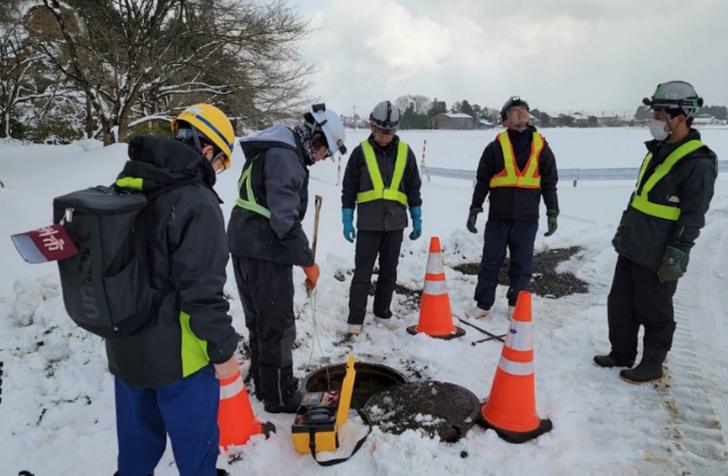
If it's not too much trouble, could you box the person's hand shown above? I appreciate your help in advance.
[342,208,356,243]
[657,247,686,283]
[409,206,422,240]
[466,208,482,234]
[544,209,559,237]
[302,263,320,292]
[214,356,240,380]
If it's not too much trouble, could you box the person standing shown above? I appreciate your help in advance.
[594,81,717,384]
[227,104,347,412]
[110,104,239,476]
[341,100,423,335]
[466,96,559,318]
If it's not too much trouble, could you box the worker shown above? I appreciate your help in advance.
[594,81,717,384]
[341,100,423,335]
[466,96,559,318]
[227,104,347,412]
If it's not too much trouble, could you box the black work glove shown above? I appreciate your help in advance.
[657,247,686,283]
[612,227,623,249]
[612,212,627,250]
[466,208,482,234]
[544,209,558,237]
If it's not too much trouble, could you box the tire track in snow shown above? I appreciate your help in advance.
[658,216,728,475]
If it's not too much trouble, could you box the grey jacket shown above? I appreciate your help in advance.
[616,129,717,272]
[227,124,314,266]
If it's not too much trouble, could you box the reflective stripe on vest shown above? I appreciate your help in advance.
[356,140,409,206]
[235,154,271,219]
[489,131,544,189]
[630,140,704,221]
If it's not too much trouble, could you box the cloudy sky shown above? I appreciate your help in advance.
[294,0,728,117]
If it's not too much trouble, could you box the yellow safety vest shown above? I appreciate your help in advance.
[489,131,544,189]
[235,154,271,218]
[631,140,704,221]
[356,140,409,206]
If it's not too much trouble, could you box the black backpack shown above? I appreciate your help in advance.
[52,182,190,339]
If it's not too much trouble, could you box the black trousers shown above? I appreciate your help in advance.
[347,230,404,325]
[474,219,538,310]
[232,255,297,405]
[607,255,678,363]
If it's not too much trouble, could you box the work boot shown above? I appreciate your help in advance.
[347,324,363,335]
[245,358,263,402]
[465,306,490,319]
[593,352,635,368]
[373,316,399,331]
[620,347,668,384]
[261,365,302,414]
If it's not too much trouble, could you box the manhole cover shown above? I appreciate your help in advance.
[301,362,408,410]
[363,381,481,442]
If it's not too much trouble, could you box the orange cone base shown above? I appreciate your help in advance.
[406,324,466,340]
[477,401,553,444]
[221,420,276,452]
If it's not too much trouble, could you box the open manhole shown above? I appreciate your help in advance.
[301,362,408,410]
[363,381,481,442]
[452,246,588,298]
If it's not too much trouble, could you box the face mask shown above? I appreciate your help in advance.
[649,119,670,141]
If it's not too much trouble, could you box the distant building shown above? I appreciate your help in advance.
[693,114,719,125]
[477,118,495,129]
[433,112,475,130]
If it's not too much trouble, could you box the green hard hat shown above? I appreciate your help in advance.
[643,80,703,118]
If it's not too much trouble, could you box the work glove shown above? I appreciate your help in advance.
[544,209,559,237]
[466,208,482,234]
[342,208,356,243]
[302,263,320,292]
[657,247,685,283]
[612,212,627,249]
[409,206,422,240]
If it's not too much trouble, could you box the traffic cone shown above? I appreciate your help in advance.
[218,369,275,452]
[478,291,552,443]
[407,237,465,340]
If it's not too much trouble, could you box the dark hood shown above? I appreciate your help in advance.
[119,135,217,191]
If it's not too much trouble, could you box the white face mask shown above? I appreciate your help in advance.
[649,119,670,141]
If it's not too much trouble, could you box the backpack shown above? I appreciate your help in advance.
[52,182,191,339]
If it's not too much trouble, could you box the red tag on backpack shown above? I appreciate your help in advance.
[10,224,79,264]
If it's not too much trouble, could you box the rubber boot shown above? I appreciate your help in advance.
[593,352,634,368]
[261,365,302,414]
[620,347,668,384]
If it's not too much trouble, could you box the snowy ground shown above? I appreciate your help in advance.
[1,128,727,476]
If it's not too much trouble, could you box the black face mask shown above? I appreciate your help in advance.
[200,155,217,187]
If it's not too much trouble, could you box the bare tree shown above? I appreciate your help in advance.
[31,0,314,144]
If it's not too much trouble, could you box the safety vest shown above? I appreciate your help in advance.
[235,154,271,218]
[630,140,704,221]
[356,140,409,206]
[489,131,544,189]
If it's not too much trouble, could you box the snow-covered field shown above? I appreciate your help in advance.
[1,127,727,476]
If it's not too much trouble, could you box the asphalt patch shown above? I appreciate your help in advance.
[452,246,588,298]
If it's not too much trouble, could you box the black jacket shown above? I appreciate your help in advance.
[227,124,314,266]
[106,135,238,388]
[470,126,559,220]
[341,134,423,231]
[616,128,717,272]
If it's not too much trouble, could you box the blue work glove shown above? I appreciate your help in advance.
[409,206,422,241]
[342,208,356,243]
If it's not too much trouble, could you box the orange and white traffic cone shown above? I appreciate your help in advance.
[407,237,465,340]
[218,369,275,452]
[478,291,552,443]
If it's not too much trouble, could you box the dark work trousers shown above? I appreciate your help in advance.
[474,219,539,310]
[115,364,219,476]
[607,255,678,363]
[232,255,297,407]
[348,230,404,325]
